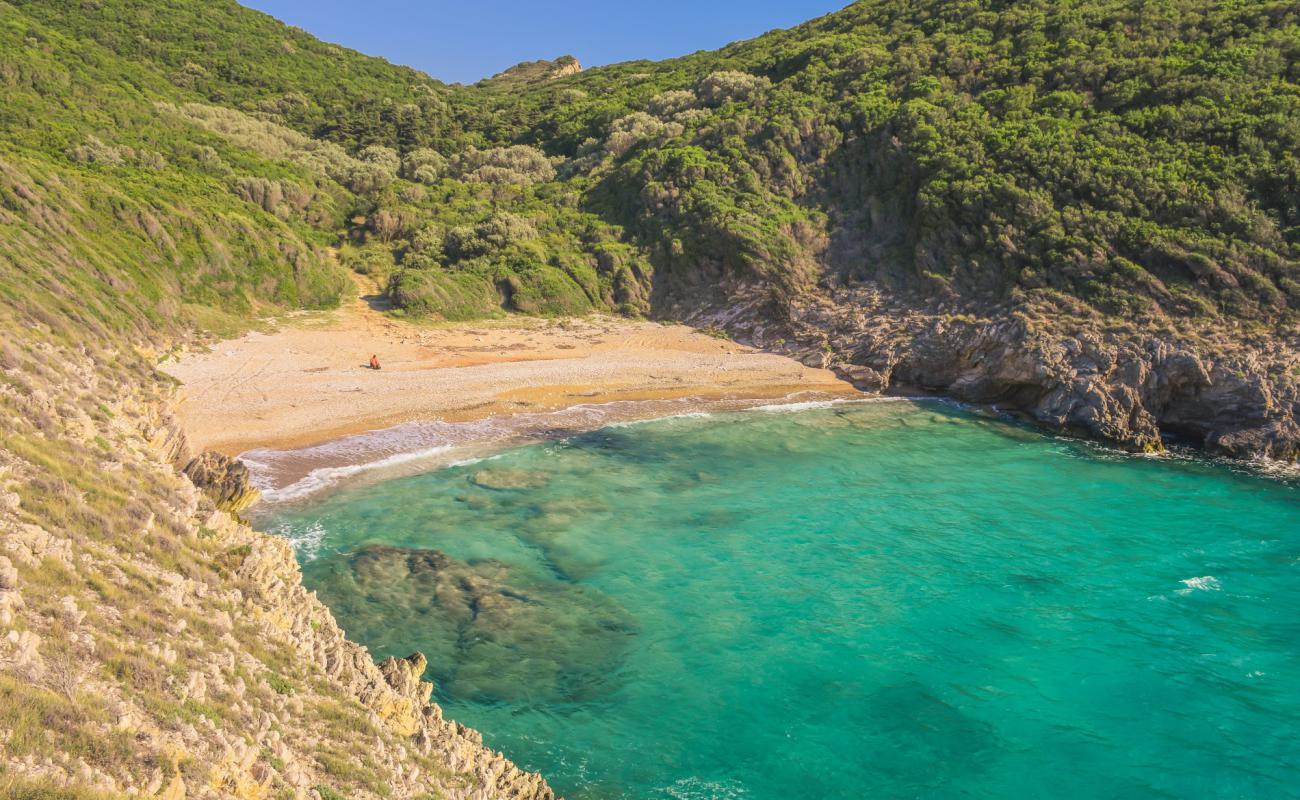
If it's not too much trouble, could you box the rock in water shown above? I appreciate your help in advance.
[312,544,635,704]
[184,451,261,513]
[470,468,551,491]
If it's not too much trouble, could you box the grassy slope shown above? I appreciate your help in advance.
[7,0,454,150]
[0,7,359,794]
[0,2,354,346]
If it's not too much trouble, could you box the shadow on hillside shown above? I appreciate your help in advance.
[360,290,394,312]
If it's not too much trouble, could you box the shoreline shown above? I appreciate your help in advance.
[241,393,892,508]
[162,293,861,499]
[213,378,853,455]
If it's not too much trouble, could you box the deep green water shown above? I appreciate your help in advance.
[260,400,1300,799]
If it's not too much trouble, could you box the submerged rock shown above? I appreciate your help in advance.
[470,468,551,491]
[311,544,635,704]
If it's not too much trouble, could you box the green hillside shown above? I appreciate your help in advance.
[487,0,1300,321]
[8,0,1297,331]
[0,1,353,346]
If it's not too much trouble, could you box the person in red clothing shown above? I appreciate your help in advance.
[369,354,381,370]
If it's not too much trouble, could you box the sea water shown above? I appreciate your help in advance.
[258,400,1300,799]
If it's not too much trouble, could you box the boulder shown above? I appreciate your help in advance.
[183,451,261,513]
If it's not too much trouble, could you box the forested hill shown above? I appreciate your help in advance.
[5,0,1298,329]
[524,0,1300,322]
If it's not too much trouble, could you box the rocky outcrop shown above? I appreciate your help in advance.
[148,403,194,468]
[184,450,261,513]
[693,284,1300,461]
[0,336,557,799]
[234,533,557,798]
[549,56,582,79]
[480,56,582,88]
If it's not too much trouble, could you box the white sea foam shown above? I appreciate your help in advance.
[254,444,455,503]
[607,411,715,428]
[240,393,923,505]
[662,777,750,800]
[1177,575,1221,594]
[266,520,328,560]
[748,396,911,413]
[1220,453,1300,485]
[241,398,731,504]
[445,453,501,468]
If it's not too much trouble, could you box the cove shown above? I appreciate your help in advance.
[257,400,1300,799]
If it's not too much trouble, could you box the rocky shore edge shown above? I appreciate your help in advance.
[0,338,555,800]
[690,284,1299,464]
[162,405,558,799]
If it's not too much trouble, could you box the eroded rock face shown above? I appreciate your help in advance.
[690,284,1300,461]
[0,341,557,799]
[233,531,558,798]
[380,652,431,703]
[310,544,635,705]
[184,450,261,513]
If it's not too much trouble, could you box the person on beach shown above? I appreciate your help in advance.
[369,354,381,370]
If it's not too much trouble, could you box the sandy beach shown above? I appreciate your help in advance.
[162,280,858,457]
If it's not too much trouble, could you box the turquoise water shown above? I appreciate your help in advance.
[260,400,1300,799]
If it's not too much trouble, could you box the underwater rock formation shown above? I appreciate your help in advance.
[309,544,636,704]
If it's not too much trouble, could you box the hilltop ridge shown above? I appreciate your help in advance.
[479,56,582,88]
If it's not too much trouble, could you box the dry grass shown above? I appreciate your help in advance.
[0,771,124,800]
[0,675,136,772]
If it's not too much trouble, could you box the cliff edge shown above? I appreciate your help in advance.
[0,340,555,799]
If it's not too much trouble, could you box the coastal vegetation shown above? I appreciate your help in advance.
[6,0,1297,325]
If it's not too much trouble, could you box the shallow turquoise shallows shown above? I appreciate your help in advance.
[259,401,1300,799]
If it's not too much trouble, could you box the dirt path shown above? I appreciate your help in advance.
[163,276,858,454]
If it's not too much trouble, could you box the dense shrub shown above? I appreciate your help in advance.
[389,269,503,319]
[604,113,685,158]
[646,89,697,118]
[402,148,446,183]
[9,0,1299,325]
[453,145,557,185]
[695,71,771,106]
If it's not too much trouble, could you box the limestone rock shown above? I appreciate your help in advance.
[184,451,261,513]
[0,556,17,591]
[704,282,1300,462]
[380,652,433,704]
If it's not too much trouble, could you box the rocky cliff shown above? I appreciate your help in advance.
[0,341,555,799]
[690,283,1300,462]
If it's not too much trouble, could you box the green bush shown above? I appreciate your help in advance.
[389,270,504,320]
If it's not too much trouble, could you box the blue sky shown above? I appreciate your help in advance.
[239,1,848,84]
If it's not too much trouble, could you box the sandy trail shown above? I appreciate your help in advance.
[163,277,858,455]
